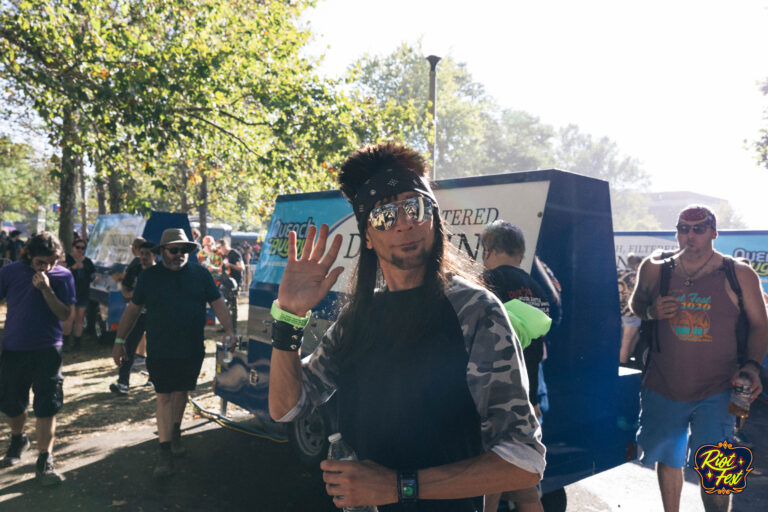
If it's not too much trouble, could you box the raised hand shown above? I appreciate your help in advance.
[277,224,344,316]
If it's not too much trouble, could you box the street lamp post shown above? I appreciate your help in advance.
[426,55,441,180]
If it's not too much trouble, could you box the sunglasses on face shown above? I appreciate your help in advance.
[676,223,710,235]
[368,196,434,232]
[166,247,189,255]
[73,245,86,250]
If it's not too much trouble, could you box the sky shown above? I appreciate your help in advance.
[301,0,768,228]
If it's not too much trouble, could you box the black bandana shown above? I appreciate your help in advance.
[346,167,439,224]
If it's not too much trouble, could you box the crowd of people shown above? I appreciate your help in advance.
[0,230,26,264]
[0,142,765,512]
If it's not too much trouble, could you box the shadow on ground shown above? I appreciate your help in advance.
[0,421,336,512]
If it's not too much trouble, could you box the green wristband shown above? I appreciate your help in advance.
[270,301,311,328]
[115,337,126,345]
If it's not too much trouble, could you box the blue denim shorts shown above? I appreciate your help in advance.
[621,315,641,327]
[636,387,735,468]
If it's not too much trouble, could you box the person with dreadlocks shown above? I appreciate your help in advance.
[268,143,545,511]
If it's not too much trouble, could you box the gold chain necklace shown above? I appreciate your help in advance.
[678,251,716,287]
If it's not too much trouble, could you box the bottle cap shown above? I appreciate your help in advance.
[328,433,342,443]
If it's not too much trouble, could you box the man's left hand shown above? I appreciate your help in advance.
[733,366,763,402]
[320,459,398,508]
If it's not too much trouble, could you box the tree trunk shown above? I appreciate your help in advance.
[79,156,88,239]
[108,167,121,213]
[199,168,208,237]
[59,106,78,252]
[94,153,107,215]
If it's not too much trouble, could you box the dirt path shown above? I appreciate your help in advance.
[0,300,337,511]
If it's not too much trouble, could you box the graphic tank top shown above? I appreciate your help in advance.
[644,266,740,402]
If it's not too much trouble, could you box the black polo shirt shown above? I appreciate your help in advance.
[132,262,220,358]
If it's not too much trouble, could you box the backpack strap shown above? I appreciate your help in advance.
[721,256,743,306]
[722,255,749,364]
[650,256,676,353]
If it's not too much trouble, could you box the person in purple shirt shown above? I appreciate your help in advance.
[0,232,75,486]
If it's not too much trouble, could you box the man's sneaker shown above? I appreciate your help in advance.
[132,355,146,368]
[734,430,753,448]
[1,434,30,467]
[109,382,130,395]
[35,452,64,486]
[153,449,174,479]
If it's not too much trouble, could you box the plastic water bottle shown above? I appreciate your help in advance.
[221,336,233,364]
[327,433,377,512]
[728,372,752,418]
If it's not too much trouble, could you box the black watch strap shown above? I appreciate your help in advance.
[397,469,418,503]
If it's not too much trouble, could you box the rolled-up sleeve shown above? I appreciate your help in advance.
[446,276,546,476]
[274,321,343,422]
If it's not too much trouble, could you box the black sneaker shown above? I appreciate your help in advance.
[734,430,753,448]
[1,434,30,467]
[35,452,64,486]
[153,449,174,479]
[171,430,186,457]
[109,382,130,395]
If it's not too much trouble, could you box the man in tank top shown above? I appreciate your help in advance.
[268,143,545,511]
[630,205,768,512]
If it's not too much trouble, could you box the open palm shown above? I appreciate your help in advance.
[277,224,344,316]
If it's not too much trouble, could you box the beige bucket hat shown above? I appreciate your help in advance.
[151,228,200,254]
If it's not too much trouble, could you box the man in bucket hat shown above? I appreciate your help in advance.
[113,228,236,479]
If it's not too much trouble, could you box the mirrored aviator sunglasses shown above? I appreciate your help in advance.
[676,223,709,235]
[368,196,433,231]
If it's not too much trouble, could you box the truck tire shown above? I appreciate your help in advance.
[290,406,333,466]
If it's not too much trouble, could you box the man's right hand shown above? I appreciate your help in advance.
[277,224,344,316]
[650,295,680,320]
[112,343,127,367]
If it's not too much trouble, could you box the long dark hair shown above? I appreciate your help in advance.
[334,143,479,363]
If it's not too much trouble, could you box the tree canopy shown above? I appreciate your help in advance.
[0,0,376,241]
[756,79,768,172]
[350,40,659,229]
[0,135,57,227]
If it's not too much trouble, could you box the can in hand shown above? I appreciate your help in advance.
[728,372,752,419]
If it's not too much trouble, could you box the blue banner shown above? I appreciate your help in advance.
[254,196,353,285]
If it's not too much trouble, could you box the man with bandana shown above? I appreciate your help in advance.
[268,143,545,511]
[630,205,768,512]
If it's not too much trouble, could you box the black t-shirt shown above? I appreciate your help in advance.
[223,249,243,285]
[122,257,142,291]
[65,254,96,302]
[337,287,483,512]
[132,262,220,358]
[9,239,23,262]
[484,265,549,406]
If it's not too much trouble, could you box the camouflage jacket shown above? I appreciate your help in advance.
[280,275,546,476]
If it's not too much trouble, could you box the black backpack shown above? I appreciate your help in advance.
[632,254,747,374]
